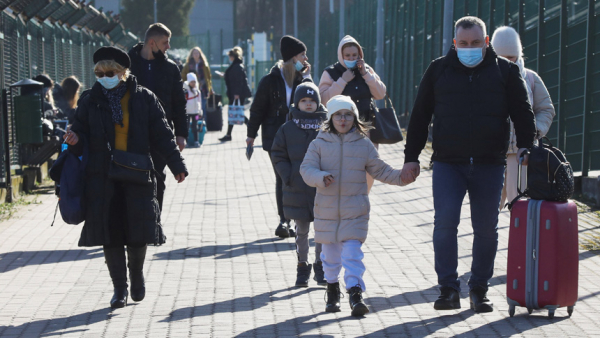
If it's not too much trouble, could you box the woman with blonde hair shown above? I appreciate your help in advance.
[181,47,213,111]
[218,46,252,141]
[247,35,312,238]
[64,46,188,309]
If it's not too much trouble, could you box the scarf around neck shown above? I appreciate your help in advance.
[293,116,323,130]
[102,82,128,126]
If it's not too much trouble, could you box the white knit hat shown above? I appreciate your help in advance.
[186,72,198,83]
[491,26,522,58]
[326,95,358,120]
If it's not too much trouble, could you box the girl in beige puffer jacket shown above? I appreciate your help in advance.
[300,95,409,316]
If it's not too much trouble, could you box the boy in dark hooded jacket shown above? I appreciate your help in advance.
[270,81,328,287]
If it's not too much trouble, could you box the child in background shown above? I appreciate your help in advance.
[271,81,328,287]
[183,72,203,148]
[300,95,409,316]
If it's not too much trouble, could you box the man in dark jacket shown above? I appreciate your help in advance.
[400,16,536,313]
[128,23,187,212]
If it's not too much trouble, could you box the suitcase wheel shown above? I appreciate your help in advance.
[567,306,574,317]
[548,309,555,319]
[509,305,515,317]
[528,308,533,314]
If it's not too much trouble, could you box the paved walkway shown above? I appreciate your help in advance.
[0,119,599,337]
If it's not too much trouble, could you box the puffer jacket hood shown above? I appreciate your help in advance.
[300,130,405,244]
[337,35,363,69]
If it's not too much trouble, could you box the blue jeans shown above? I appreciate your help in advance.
[432,161,505,292]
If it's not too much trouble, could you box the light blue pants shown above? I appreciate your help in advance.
[320,240,366,291]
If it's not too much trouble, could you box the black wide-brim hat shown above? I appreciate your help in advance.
[93,46,131,69]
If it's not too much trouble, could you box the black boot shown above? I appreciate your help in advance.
[275,222,290,238]
[127,245,147,302]
[348,285,369,317]
[434,286,461,310]
[104,246,128,308]
[313,261,326,286]
[219,135,232,142]
[325,282,341,313]
[287,221,296,237]
[469,286,494,313]
[295,262,312,287]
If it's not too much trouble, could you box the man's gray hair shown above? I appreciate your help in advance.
[455,16,487,37]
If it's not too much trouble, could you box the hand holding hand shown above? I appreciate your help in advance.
[323,175,334,187]
[63,130,79,145]
[176,136,186,152]
[174,173,186,183]
[400,162,420,184]
[341,69,355,83]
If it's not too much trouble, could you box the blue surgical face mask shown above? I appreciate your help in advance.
[97,75,121,89]
[344,59,357,69]
[295,60,305,72]
[456,46,485,68]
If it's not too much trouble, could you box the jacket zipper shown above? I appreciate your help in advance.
[336,134,344,242]
[469,71,475,166]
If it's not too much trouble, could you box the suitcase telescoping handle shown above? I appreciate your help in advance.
[517,149,530,195]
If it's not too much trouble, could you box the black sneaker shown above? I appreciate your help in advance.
[469,286,494,313]
[295,262,312,287]
[434,286,461,310]
[313,261,326,286]
[219,135,232,142]
[275,222,290,238]
[348,285,369,317]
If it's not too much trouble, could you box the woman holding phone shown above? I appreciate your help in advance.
[318,35,386,192]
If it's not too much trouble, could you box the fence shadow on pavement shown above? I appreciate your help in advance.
[0,308,115,337]
[152,238,295,261]
[159,287,321,323]
[0,249,103,273]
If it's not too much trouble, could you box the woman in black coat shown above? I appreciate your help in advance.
[64,47,188,309]
[246,35,312,238]
[219,46,251,142]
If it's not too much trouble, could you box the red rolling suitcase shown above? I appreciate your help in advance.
[506,199,579,318]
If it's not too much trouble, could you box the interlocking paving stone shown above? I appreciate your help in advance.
[0,109,599,337]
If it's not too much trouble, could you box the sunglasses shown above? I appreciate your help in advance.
[94,70,118,78]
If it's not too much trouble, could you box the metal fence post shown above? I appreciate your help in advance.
[443,0,454,53]
[582,0,596,177]
[1,89,11,203]
[557,0,568,151]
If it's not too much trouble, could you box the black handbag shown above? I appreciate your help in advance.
[370,95,403,144]
[99,115,154,185]
[108,149,153,185]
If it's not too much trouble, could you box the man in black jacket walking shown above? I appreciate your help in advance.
[128,23,188,213]
[401,17,536,313]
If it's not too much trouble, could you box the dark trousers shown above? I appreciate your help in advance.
[226,116,249,136]
[268,150,286,223]
[188,115,199,142]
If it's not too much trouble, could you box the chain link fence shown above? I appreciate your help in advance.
[0,2,139,192]
[237,0,600,176]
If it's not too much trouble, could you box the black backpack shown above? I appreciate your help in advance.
[508,138,574,209]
